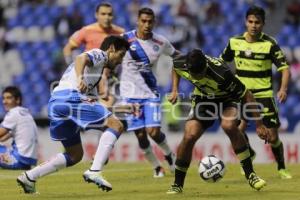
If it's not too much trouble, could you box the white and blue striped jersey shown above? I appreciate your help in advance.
[53,49,108,96]
[120,30,175,99]
[0,106,38,165]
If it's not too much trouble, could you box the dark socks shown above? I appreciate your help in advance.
[271,140,285,170]
[174,159,190,187]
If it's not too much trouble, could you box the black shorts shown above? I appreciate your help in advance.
[187,96,239,130]
[255,97,280,128]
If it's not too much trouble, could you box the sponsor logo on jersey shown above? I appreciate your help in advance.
[245,49,252,57]
[153,44,159,52]
[130,44,136,51]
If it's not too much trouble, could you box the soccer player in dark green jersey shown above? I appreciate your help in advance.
[220,6,292,179]
[166,49,270,194]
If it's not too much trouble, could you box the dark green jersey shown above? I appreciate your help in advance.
[220,32,289,98]
[173,55,247,99]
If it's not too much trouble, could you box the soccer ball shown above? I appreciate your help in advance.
[198,155,226,182]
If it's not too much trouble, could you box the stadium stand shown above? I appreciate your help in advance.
[0,0,299,132]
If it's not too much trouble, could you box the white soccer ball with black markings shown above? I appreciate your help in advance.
[198,155,226,182]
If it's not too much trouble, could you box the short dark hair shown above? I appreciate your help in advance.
[96,2,113,13]
[186,49,207,74]
[138,7,155,19]
[100,35,130,51]
[246,6,265,23]
[2,86,22,105]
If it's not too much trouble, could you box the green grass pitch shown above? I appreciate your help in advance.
[0,162,299,200]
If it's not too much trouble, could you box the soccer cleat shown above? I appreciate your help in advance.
[278,169,292,179]
[17,172,36,194]
[153,166,165,178]
[165,153,176,173]
[248,173,266,191]
[83,170,112,192]
[166,184,183,194]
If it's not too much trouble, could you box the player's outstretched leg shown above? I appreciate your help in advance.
[17,152,77,194]
[85,122,123,191]
[148,129,176,173]
[235,146,267,191]
[135,129,166,178]
[271,139,292,179]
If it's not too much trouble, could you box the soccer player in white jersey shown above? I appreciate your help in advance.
[0,86,38,170]
[17,36,130,194]
[120,8,178,177]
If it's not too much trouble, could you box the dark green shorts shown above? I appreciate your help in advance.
[255,97,280,128]
[187,96,239,130]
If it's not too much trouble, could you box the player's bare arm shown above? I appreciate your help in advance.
[63,40,79,65]
[98,67,111,101]
[241,90,270,141]
[74,53,93,93]
[277,68,290,103]
[167,50,181,104]
[0,128,12,142]
[168,69,181,104]
[0,127,9,141]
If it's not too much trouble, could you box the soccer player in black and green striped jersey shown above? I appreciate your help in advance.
[166,49,270,194]
[220,6,292,179]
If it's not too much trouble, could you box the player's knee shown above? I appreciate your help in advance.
[115,120,124,133]
[183,131,199,144]
[70,151,83,164]
[107,117,124,133]
[135,131,146,140]
[135,130,151,148]
[64,146,84,166]
[221,121,237,134]
[269,132,279,144]
[147,127,159,139]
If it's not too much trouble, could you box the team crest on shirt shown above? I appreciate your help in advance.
[245,49,252,57]
[153,44,159,52]
[130,44,136,51]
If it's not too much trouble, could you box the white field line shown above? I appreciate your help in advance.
[0,167,153,179]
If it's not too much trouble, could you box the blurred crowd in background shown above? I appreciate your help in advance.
[0,0,299,132]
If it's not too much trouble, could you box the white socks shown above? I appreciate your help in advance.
[90,128,120,171]
[26,153,67,181]
[157,138,172,156]
[143,146,161,169]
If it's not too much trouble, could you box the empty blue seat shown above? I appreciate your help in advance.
[35,50,49,61]
[280,25,296,37]
[17,42,32,52]
[37,16,53,27]
[13,74,28,85]
[7,17,21,29]
[34,5,49,17]
[49,6,62,18]
[22,16,36,27]
[29,71,43,83]
[287,35,298,48]
[40,60,53,72]
[84,15,95,25]
[21,50,35,63]
[19,4,34,18]
[25,61,38,72]
[276,34,288,46]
